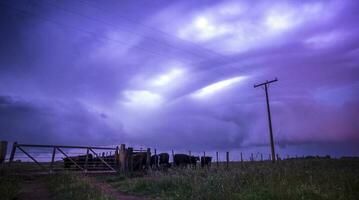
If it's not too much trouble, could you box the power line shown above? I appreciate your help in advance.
[77,0,226,59]
[41,0,216,60]
[0,2,192,63]
[254,78,278,163]
[0,1,235,78]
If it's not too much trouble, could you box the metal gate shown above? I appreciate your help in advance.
[8,142,119,173]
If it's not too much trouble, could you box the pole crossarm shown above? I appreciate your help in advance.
[254,78,278,88]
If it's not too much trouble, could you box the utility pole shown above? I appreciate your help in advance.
[254,78,278,163]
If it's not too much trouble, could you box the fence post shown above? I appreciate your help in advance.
[226,151,229,169]
[146,148,151,169]
[216,152,219,167]
[240,152,243,163]
[0,141,8,164]
[127,147,133,172]
[50,147,56,173]
[115,146,119,170]
[251,153,253,161]
[154,149,158,168]
[172,150,175,167]
[119,144,127,172]
[202,151,206,168]
[84,148,90,172]
[9,142,17,165]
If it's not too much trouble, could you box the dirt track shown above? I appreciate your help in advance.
[84,176,148,200]
[17,175,147,200]
[18,176,53,200]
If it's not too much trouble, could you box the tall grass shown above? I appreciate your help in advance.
[46,173,115,200]
[0,165,21,200]
[106,159,359,200]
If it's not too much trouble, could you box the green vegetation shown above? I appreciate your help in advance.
[0,166,21,200]
[0,175,21,200]
[105,159,359,200]
[46,173,115,200]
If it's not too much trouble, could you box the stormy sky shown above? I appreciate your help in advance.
[1,0,359,157]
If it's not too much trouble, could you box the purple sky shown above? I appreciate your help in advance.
[1,0,359,157]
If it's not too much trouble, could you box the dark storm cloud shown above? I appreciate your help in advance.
[0,95,124,146]
[0,0,358,155]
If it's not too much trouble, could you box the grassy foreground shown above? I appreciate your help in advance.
[46,173,115,200]
[105,159,359,200]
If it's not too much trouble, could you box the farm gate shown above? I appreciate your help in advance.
[6,142,149,174]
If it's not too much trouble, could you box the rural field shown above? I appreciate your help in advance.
[1,158,359,200]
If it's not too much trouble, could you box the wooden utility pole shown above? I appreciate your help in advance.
[254,78,278,163]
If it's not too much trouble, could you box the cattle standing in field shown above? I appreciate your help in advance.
[159,153,170,168]
[151,153,170,168]
[174,154,199,168]
[151,154,159,168]
[190,156,200,168]
[201,156,212,168]
[132,152,148,171]
[174,154,190,167]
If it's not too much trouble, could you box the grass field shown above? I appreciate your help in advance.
[104,159,359,200]
[46,172,115,200]
[1,159,359,200]
[0,165,114,200]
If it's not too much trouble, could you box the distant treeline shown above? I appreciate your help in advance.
[285,155,359,160]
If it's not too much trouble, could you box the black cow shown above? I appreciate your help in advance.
[151,153,170,168]
[174,154,199,167]
[174,154,190,167]
[200,156,212,168]
[132,152,148,171]
[159,153,170,168]
[190,156,200,167]
[151,155,159,168]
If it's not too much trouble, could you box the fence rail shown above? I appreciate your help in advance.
[0,140,319,175]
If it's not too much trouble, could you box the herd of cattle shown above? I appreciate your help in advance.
[63,152,212,171]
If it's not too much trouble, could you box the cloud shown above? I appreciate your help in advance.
[0,0,359,156]
[0,96,125,146]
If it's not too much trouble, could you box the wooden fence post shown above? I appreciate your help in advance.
[119,144,126,172]
[146,148,151,169]
[0,141,8,164]
[84,148,90,172]
[216,152,219,167]
[127,147,133,172]
[9,142,17,165]
[50,147,56,173]
[115,146,119,170]
[226,151,229,169]
[172,150,175,167]
[240,152,243,163]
